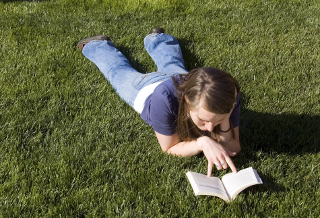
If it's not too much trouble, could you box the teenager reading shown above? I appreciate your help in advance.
[77,28,241,177]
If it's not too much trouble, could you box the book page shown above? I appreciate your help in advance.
[186,172,229,201]
[221,167,263,200]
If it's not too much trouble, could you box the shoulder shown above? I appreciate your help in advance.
[145,78,179,135]
[235,92,241,107]
[230,92,241,127]
[152,78,178,105]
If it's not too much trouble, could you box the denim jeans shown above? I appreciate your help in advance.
[82,33,187,109]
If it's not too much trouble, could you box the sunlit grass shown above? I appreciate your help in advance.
[0,0,319,216]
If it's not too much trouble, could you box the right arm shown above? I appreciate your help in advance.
[155,132,201,156]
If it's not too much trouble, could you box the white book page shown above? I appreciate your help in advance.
[221,167,262,200]
[187,172,229,200]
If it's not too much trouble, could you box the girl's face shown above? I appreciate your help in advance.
[189,106,228,132]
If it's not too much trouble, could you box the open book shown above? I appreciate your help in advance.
[186,167,263,202]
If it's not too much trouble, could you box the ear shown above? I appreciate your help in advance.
[184,95,190,104]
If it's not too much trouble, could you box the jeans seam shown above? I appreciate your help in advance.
[132,73,167,90]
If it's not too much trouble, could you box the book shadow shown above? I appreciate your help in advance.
[241,171,284,196]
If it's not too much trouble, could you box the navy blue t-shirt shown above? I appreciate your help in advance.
[140,78,241,135]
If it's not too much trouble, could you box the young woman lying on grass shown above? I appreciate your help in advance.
[77,28,241,177]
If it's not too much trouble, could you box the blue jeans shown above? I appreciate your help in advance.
[82,33,187,108]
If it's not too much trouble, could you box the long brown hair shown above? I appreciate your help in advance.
[173,67,240,142]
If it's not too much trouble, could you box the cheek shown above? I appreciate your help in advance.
[213,121,222,126]
[190,114,202,126]
[196,121,205,127]
[193,118,205,127]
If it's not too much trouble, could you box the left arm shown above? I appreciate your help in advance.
[218,92,241,153]
[219,124,241,154]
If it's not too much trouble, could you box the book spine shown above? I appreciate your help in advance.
[221,182,231,201]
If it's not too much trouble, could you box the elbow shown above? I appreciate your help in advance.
[227,141,241,154]
[233,144,241,155]
[223,140,241,154]
[159,143,176,153]
[161,147,169,153]
[162,146,176,155]
[235,147,241,155]
[160,145,171,153]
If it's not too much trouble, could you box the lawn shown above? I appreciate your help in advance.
[0,0,319,217]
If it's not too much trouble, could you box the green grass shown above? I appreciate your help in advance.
[0,0,320,217]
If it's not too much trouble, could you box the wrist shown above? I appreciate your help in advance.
[196,136,210,151]
[195,137,203,151]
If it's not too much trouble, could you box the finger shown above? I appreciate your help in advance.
[214,161,223,171]
[220,161,228,169]
[225,156,237,173]
[207,161,213,177]
[217,159,227,169]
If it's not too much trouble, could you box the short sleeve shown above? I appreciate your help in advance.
[230,93,241,128]
[149,87,178,135]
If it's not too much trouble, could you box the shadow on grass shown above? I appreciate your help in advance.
[115,37,204,74]
[236,94,320,197]
[179,38,204,70]
[75,36,318,157]
[117,45,151,74]
[240,95,320,156]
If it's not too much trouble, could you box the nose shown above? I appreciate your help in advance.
[205,122,214,132]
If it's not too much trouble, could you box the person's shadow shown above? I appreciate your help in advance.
[236,93,319,194]
[107,35,320,157]
[240,93,320,155]
[119,36,319,157]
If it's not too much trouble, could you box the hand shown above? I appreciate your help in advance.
[196,136,237,177]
